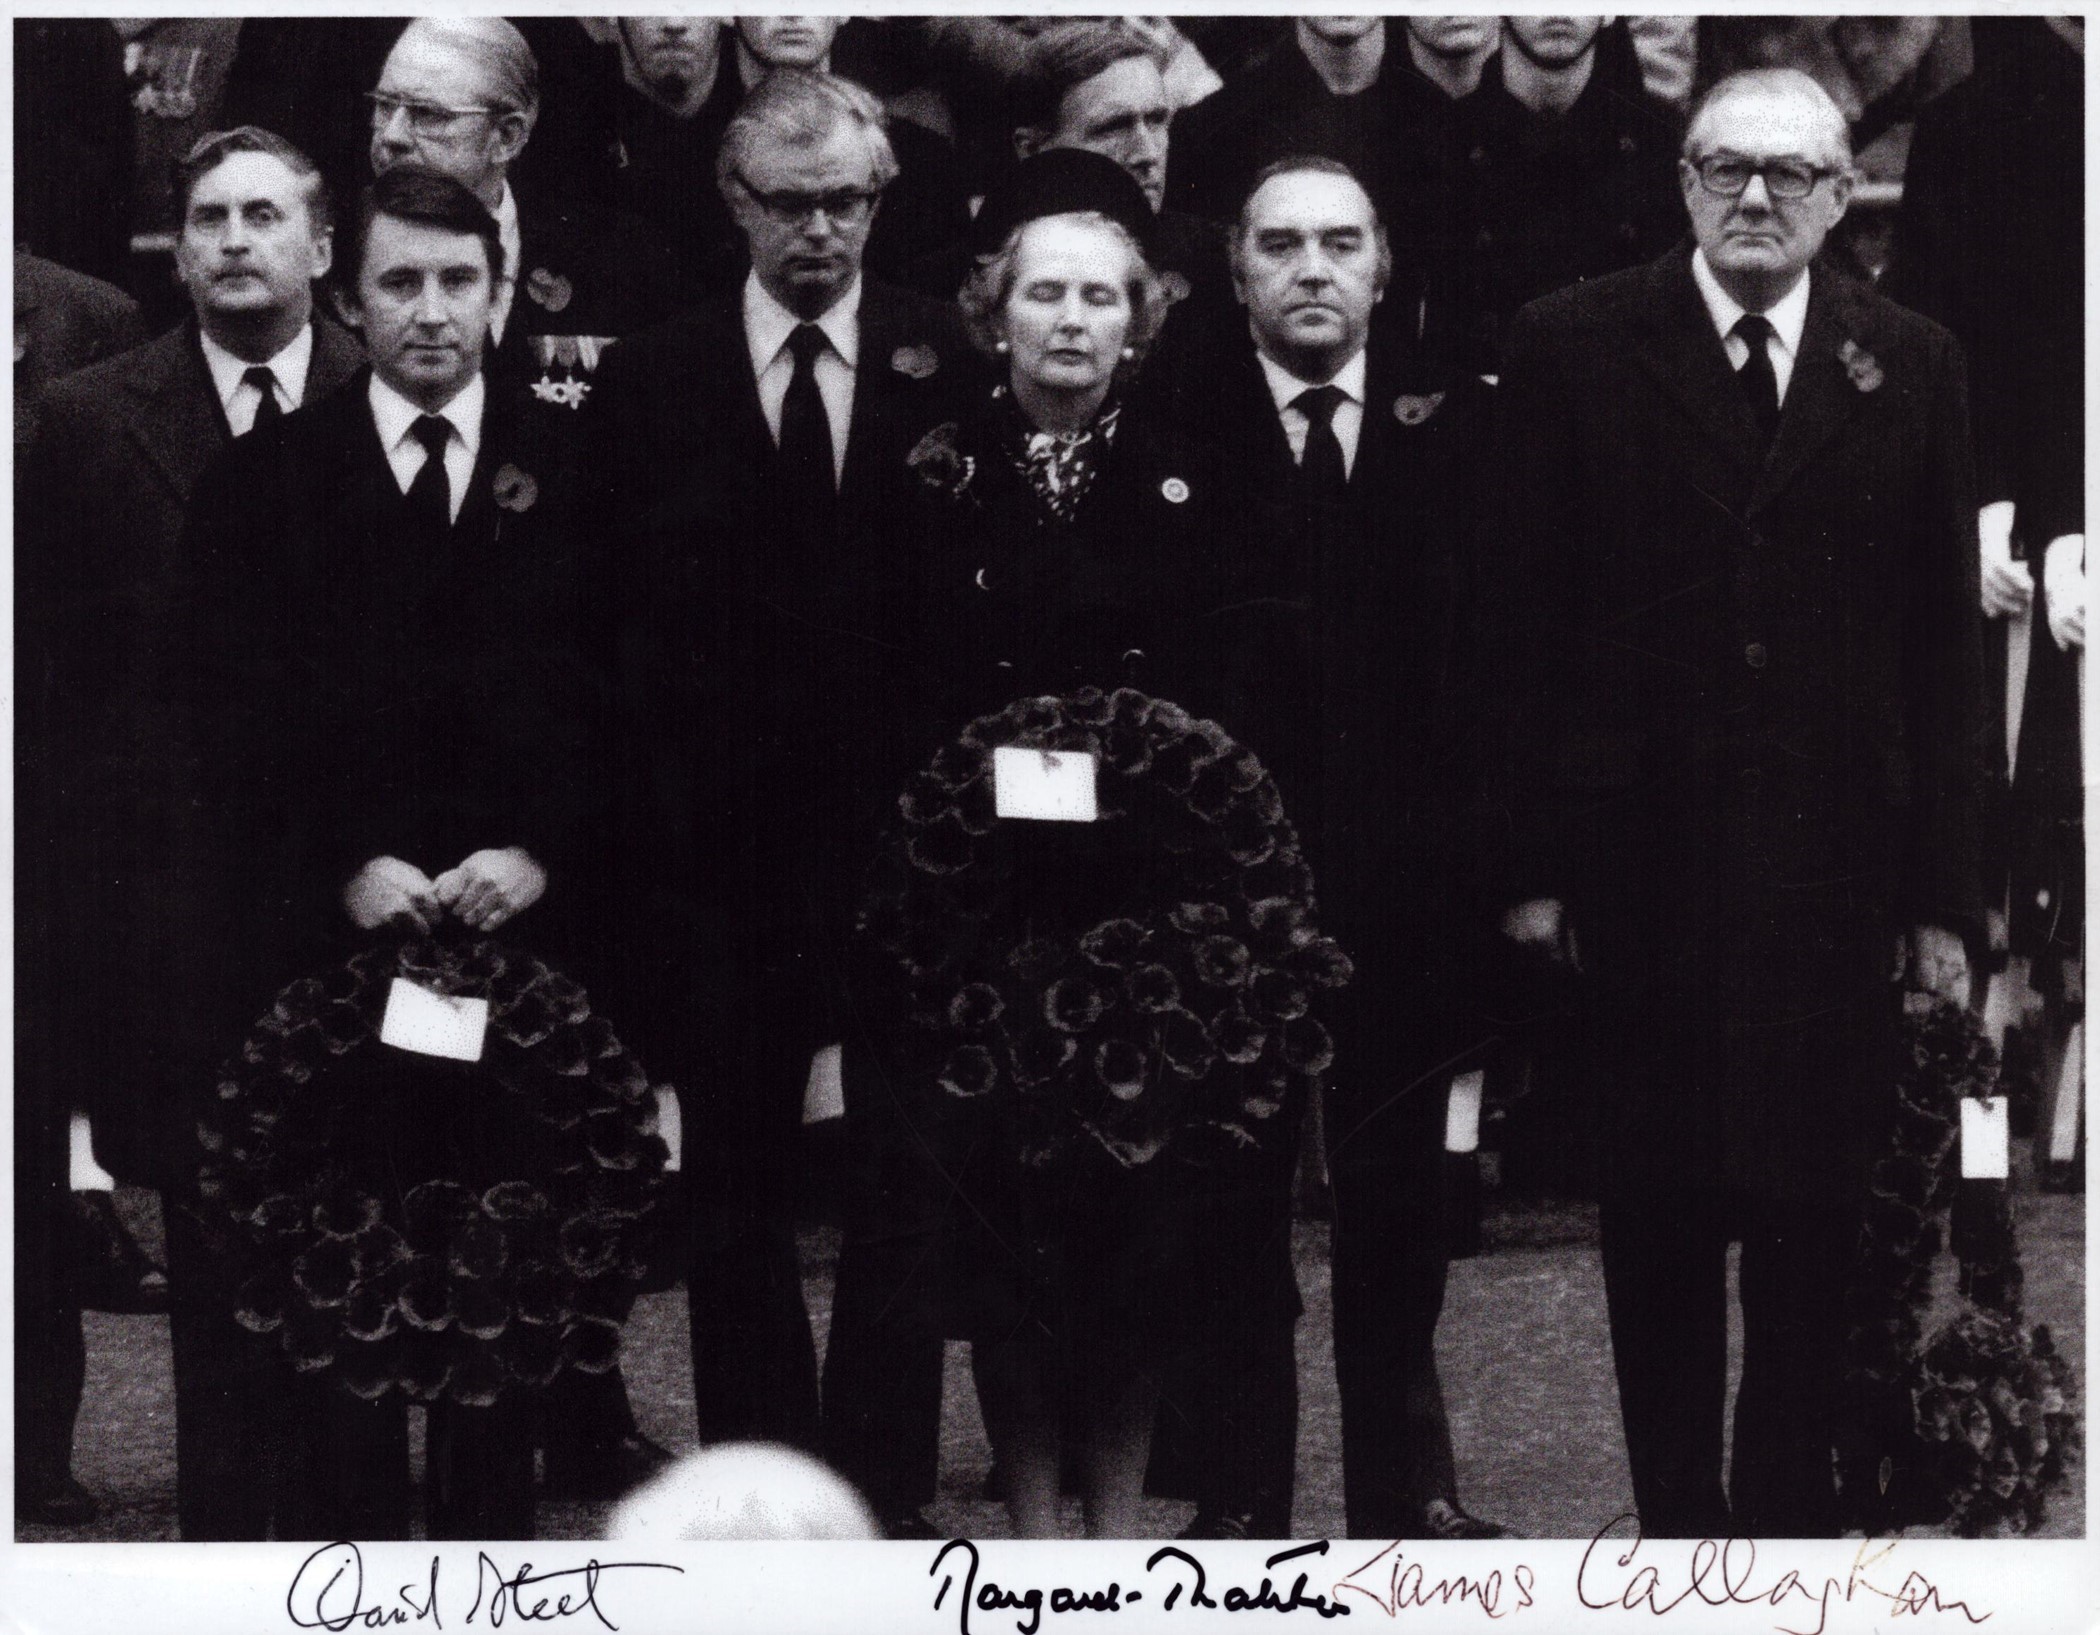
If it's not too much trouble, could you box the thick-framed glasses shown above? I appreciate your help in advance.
[366,92,501,135]
[1691,154,1840,200]
[734,174,879,226]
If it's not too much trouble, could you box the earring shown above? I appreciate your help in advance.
[995,339,1010,354]
[1120,345,1136,361]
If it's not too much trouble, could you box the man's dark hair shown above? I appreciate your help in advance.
[342,166,503,289]
[1009,21,1155,135]
[1230,154,1393,295]
[176,125,333,235]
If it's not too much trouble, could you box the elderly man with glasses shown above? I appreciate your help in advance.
[1489,67,1986,1538]
[589,70,964,1488]
[367,17,673,403]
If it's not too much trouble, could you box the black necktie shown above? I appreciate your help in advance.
[1732,313,1780,448]
[406,414,453,533]
[243,364,283,431]
[778,323,837,536]
[1294,384,1350,510]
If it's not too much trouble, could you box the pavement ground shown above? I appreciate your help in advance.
[23,1191,2084,1543]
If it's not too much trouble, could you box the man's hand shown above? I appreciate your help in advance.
[343,856,442,932]
[1502,897,1578,967]
[1908,922,1971,1007]
[1978,500,2033,619]
[2043,533,2084,651]
[432,847,547,933]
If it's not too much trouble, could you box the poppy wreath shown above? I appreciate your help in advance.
[193,935,670,1407]
[1838,992,2079,1535]
[858,687,1351,1171]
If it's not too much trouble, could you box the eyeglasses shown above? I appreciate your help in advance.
[733,175,879,227]
[1690,154,1841,200]
[366,92,502,135]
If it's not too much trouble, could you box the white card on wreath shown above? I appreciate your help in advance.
[380,978,489,1062]
[994,746,1098,822]
[1445,1070,1485,1153]
[1959,1096,2010,1180]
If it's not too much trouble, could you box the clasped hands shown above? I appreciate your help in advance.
[1980,501,2083,652]
[342,848,546,935]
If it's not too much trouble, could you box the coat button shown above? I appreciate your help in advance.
[1744,642,1768,669]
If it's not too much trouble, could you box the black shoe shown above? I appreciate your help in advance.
[1179,1509,1256,1541]
[882,1506,941,1540]
[19,1477,100,1527]
[71,1191,169,1314]
[542,1432,676,1500]
[1422,1498,1509,1540]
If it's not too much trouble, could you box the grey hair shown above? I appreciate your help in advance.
[957,210,1169,377]
[1684,68,1853,169]
[715,69,899,200]
[393,17,539,131]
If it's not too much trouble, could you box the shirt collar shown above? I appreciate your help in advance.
[1690,248,1810,358]
[743,270,863,372]
[367,368,486,460]
[197,322,316,415]
[493,181,522,283]
[1257,345,1369,417]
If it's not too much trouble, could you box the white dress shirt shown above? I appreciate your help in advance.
[490,182,522,347]
[369,371,485,525]
[198,323,313,436]
[1258,346,1369,478]
[744,271,859,485]
[1691,248,1811,406]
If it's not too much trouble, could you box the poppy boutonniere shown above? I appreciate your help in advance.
[526,268,573,314]
[909,423,976,501]
[1393,392,1446,427]
[493,464,539,513]
[1839,339,1884,394]
[892,344,940,380]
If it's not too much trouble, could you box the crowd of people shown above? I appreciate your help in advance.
[13,15,2084,1544]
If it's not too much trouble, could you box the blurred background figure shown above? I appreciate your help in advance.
[1886,15,2085,1191]
[607,1442,879,1540]
[1454,18,1684,372]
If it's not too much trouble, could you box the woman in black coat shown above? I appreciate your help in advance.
[885,152,1263,1539]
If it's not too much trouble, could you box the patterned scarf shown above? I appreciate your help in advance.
[997,384,1122,523]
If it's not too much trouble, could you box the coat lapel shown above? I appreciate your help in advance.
[121,326,229,501]
[1747,269,1869,516]
[1627,250,1764,482]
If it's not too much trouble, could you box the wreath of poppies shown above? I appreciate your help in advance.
[859,688,1351,1171]
[1840,992,2080,1535]
[194,936,669,1407]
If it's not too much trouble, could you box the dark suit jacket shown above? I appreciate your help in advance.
[911,381,1245,739]
[1493,247,1987,1198]
[182,370,603,1019]
[589,279,968,1071]
[1454,23,1685,371]
[18,317,363,1182]
[1187,336,1501,1150]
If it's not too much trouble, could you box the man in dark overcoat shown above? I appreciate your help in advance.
[20,127,362,1540]
[1492,68,1987,1537]
[1151,156,1505,1542]
[588,68,964,1499]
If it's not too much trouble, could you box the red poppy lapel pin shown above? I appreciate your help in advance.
[1839,339,1884,394]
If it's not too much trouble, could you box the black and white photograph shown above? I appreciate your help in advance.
[6,9,2090,1630]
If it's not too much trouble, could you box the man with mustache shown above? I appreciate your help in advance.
[20,125,361,1539]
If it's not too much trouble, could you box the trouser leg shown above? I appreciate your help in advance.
[1597,1185,1732,1538]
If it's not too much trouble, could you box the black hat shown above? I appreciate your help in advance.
[969,148,1156,262]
